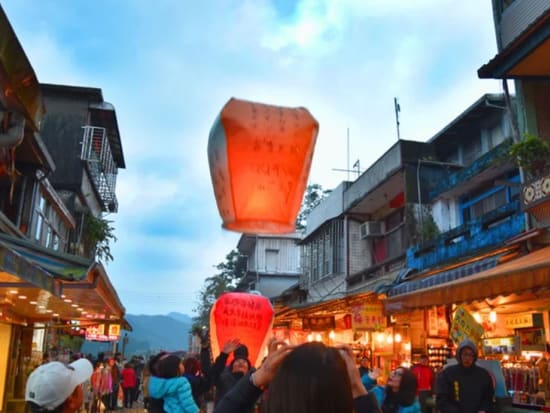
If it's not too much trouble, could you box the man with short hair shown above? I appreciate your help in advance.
[436,339,494,413]
[26,358,93,413]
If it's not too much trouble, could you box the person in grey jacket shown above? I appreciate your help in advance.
[436,339,494,413]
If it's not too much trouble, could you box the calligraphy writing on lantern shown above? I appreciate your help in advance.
[217,295,264,330]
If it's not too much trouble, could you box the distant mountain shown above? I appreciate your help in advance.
[167,312,194,324]
[81,313,193,357]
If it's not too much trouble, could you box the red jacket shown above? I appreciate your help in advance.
[121,367,137,388]
[412,364,434,392]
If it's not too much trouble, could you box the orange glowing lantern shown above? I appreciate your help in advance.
[208,98,319,233]
[210,292,274,368]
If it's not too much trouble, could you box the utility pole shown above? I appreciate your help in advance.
[394,97,401,140]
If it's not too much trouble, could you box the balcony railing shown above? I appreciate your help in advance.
[80,126,118,212]
[430,139,513,200]
[407,200,524,271]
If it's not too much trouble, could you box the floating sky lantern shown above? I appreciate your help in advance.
[208,98,319,234]
[209,292,274,368]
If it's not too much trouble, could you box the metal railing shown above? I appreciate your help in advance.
[80,126,118,212]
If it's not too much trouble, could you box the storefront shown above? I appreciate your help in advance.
[0,241,128,413]
[381,245,550,408]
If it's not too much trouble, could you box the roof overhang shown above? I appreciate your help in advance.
[478,12,550,79]
[382,245,550,313]
[0,6,44,131]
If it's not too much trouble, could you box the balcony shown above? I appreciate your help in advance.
[430,139,514,200]
[521,172,550,224]
[80,126,119,212]
[407,201,524,271]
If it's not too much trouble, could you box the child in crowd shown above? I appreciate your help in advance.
[148,353,199,413]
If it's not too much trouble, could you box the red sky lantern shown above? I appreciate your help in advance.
[208,98,319,234]
[210,292,274,368]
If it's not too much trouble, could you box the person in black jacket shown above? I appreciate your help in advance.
[213,342,256,411]
[213,340,381,413]
[436,339,494,413]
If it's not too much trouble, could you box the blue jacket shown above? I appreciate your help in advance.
[371,386,422,413]
[149,376,199,413]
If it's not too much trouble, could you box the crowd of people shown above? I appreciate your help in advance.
[24,337,496,413]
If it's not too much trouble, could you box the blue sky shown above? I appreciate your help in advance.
[3,0,502,316]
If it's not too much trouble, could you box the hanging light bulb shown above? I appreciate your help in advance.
[489,310,497,323]
[473,312,482,323]
[376,333,385,343]
[307,333,313,342]
[386,335,393,344]
[329,330,336,340]
[395,333,402,343]
[315,333,322,342]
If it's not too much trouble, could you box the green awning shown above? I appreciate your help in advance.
[0,233,92,281]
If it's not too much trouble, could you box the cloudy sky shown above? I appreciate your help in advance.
[3,0,502,316]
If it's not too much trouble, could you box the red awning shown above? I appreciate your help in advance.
[383,246,550,312]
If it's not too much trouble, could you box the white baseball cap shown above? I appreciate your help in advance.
[26,358,93,410]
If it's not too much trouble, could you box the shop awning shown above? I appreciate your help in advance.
[0,233,92,281]
[383,246,550,312]
[0,243,61,296]
[386,254,501,298]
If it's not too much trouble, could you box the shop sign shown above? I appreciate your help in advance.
[85,323,120,342]
[302,316,335,331]
[350,303,386,331]
[450,306,484,345]
[504,313,533,329]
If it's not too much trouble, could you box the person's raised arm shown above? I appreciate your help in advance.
[337,345,381,413]
[214,339,293,413]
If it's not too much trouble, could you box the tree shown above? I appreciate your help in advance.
[193,249,245,329]
[295,184,332,230]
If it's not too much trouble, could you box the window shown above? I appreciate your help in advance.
[33,190,69,251]
[265,249,279,272]
[302,219,344,284]
[462,137,482,165]
[460,173,519,222]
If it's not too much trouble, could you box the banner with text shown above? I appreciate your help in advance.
[351,302,386,331]
[450,306,484,345]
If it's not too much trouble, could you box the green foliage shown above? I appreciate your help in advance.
[193,249,245,328]
[83,214,117,262]
[295,184,332,230]
[509,133,550,178]
[405,204,440,245]
[58,334,84,353]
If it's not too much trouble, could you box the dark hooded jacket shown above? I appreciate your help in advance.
[435,339,494,413]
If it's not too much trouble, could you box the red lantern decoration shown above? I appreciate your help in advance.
[208,98,319,234]
[210,292,274,368]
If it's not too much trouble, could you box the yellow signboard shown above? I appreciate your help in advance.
[450,306,484,345]
[351,303,386,331]
[504,313,533,329]
[108,324,121,337]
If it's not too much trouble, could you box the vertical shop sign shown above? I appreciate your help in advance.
[450,306,484,345]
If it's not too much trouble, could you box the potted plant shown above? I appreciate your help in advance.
[509,133,550,179]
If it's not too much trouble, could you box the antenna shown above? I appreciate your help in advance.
[394,97,401,140]
[346,128,350,181]
[332,128,361,179]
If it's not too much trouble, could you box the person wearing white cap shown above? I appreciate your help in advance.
[25,358,93,413]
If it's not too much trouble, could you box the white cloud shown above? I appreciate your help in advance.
[2,0,504,315]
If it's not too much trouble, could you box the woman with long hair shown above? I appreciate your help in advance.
[371,367,421,413]
[214,340,381,413]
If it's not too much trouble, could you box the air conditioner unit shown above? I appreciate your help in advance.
[360,221,383,239]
